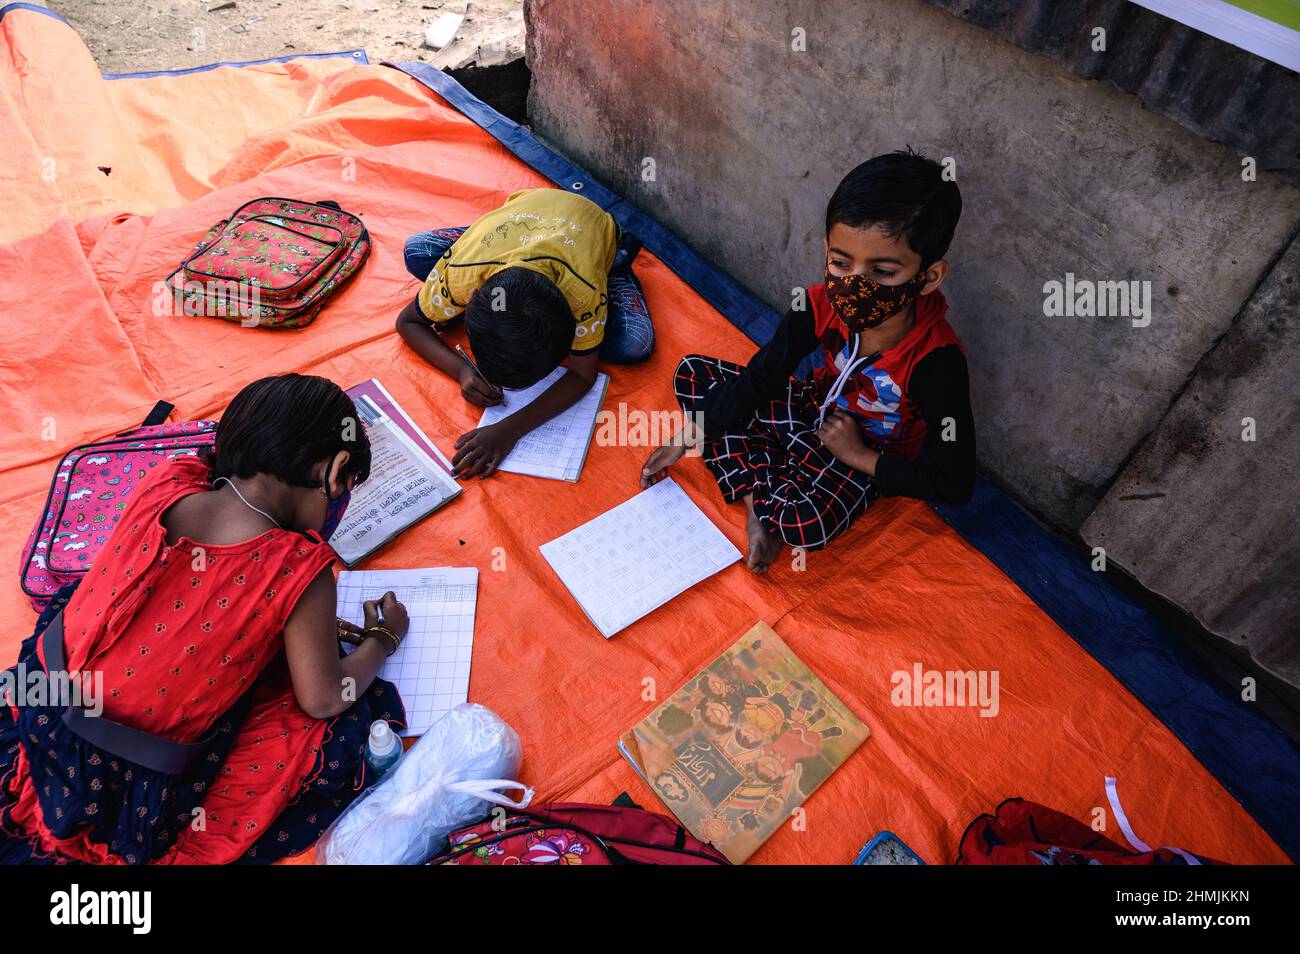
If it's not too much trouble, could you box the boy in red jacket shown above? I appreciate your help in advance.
[642,150,975,572]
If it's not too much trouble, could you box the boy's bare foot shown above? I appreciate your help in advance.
[744,495,781,574]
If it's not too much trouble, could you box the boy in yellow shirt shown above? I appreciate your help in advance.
[396,188,653,478]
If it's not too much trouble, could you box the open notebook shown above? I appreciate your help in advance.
[539,478,741,638]
[337,567,477,737]
[478,366,608,482]
[330,380,461,567]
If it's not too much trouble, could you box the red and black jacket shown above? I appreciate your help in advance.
[696,285,976,505]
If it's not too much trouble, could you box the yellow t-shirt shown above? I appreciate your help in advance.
[416,188,620,353]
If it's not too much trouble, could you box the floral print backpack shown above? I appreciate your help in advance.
[19,402,216,611]
[431,802,731,866]
[164,197,370,329]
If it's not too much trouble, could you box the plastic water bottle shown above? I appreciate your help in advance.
[364,720,402,778]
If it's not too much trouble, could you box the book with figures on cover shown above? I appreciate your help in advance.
[617,621,869,863]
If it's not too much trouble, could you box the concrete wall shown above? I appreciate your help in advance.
[524,0,1300,682]
[1082,237,1300,684]
[921,0,1300,189]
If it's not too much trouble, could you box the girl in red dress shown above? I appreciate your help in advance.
[0,375,409,864]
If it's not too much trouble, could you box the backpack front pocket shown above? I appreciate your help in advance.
[183,216,346,301]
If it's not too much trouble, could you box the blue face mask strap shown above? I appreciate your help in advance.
[319,456,354,541]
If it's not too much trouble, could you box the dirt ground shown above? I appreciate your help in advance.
[42,0,523,74]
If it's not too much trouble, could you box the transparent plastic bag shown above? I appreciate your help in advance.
[318,703,532,865]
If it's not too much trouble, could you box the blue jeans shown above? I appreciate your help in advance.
[403,226,655,364]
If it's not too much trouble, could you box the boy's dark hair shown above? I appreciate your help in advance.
[209,374,371,489]
[465,267,572,389]
[825,148,962,267]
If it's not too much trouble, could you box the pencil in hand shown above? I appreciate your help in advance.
[455,344,506,407]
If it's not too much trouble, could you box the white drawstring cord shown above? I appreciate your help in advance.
[818,335,864,427]
[1105,776,1201,864]
[446,778,535,810]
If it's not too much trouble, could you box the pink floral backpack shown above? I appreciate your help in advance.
[430,802,731,866]
[164,197,369,329]
[19,402,217,611]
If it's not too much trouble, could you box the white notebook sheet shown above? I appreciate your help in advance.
[336,567,477,736]
[478,366,608,482]
[538,478,741,639]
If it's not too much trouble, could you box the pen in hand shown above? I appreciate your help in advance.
[455,344,506,408]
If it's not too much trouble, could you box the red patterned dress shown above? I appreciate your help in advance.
[0,455,403,864]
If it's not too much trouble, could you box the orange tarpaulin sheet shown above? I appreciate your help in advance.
[0,7,1285,865]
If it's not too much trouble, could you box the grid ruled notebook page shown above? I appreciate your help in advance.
[336,567,477,736]
[539,478,741,639]
[478,367,609,481]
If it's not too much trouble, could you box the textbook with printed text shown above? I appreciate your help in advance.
[330,380,461,567]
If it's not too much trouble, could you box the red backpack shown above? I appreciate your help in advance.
[165,197,369,329]
[19,403,216,611]
[430,802,730,866]
[957,797,1221,865]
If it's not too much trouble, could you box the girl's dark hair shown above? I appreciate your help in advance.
[465,267,573,389]
[825,148,963,267]
[208,374,371,489]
